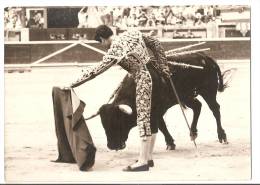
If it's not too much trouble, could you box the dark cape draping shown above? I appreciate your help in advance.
[52,87,96,171]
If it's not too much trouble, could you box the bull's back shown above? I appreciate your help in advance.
[168,53,219,97]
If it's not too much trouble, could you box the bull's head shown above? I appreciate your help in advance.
[99,104,136,150]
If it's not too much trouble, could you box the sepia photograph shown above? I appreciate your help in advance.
[1,0,257,184]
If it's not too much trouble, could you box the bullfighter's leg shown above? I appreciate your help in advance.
[147,133,156,165]
[123,68,154,171]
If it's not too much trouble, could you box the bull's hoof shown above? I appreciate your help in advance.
[223,140,229,144]
[166,143,176,150]
[218,129,228,144]
[190,131,198,141]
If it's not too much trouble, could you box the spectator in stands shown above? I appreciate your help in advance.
[166,14,178,25]
[156,12,166,25]
[26,13,37,28]
[26,11,42,29]
[130,6,141,18]
[113,7,122,18]
[196,6,205,17]
[12,15,22,29]
[77,6,88,28]
[5,18,13,30]
[203,12,213,24]
[205,5,214,18]
[146,13,157,27]
[172,29,183,39]
[165,6,175,25]
[182,5,195,19]
[206,17,218,38]
[35,12,44,28]
[101,7,114,26]
[121,15,129,29]
[113,15,123,28]
[4,8,10,29]
[185,14,195,26]
[213,5,221,17]
[122,7,131,18]
[128,13,139,27]
[138,12,148,26]
[175,12,186,25]
[185,29,195,38]
[194,12,205,26]
[85,6,104,28]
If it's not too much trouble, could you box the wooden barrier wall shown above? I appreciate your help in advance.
[4,38,250,64]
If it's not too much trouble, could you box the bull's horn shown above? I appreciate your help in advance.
[118,104,133,115]
[85,111,100,121]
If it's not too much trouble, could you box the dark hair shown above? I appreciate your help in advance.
[94,25,113,42]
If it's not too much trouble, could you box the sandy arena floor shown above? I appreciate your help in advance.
[4,60,250,183]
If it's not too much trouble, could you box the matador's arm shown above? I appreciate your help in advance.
[142,35,170,76]
[70,43,124,88]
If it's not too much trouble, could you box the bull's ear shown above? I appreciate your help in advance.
[118,104,132,115]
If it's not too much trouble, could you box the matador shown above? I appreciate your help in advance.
[68,25,171,171]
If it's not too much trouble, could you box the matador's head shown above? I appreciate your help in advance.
[95,25,114,49]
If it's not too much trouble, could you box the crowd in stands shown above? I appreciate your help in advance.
[4,5,250,40]
[86,5,223,29]
[4,7,45,30]
[4,7,23,30]
[4,5,249,30]
[26,11,44,29]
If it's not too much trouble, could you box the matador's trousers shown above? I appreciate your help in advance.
[133,65,153,139]
[119,53,154,140]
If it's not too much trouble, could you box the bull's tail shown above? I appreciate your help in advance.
[220,67,237,91]
[215,62,226,92]
[200,52,237,92]
[215,62,237,92]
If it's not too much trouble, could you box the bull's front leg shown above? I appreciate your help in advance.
[184,98,202,141]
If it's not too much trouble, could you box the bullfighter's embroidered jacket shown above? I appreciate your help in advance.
[70,29,169,88]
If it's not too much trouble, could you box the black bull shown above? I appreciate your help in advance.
[99,53,228,150]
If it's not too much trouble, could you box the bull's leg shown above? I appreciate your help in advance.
[183,98,202,141]
[158,117,176,150]
[201,92,228,144]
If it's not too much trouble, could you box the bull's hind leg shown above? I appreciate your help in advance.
[184,98,202,141]
[158,117,176,150]
[201,92,228,144]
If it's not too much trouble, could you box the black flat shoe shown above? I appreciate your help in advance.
[123,164,149,172]
[135,160,154,167]
[148,160,154,167]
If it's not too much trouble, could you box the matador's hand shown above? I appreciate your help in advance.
[162,67,172,78]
